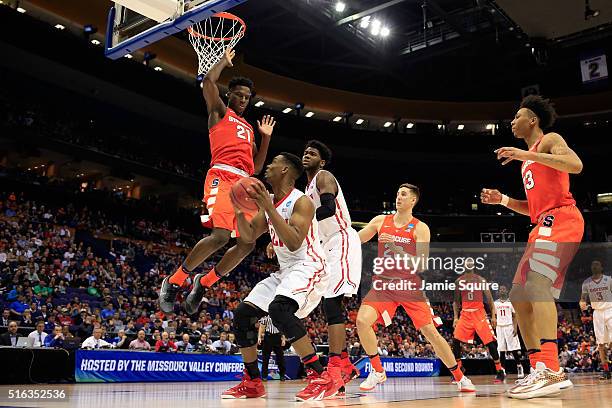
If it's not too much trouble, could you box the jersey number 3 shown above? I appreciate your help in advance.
[236,125,252,143]
[523,170,535,190]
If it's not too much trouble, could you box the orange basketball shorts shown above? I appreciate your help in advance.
[202,167,244,234]
[362,281,435,330]
[513,205,584,298]
[453,308,496,345]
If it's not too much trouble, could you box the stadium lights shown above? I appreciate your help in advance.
[125,54,134,59]
[585,0,600,20]
[84,25,97,34]
[335,2,346,13]
[17,7,26,13]
[457,124,465,130]
[383,121,392,128]
[333,116,343,122]
[154,66,163,72]
[360,16,370,28]
[381,27,390,37]
[406,122,414,129]
[305,112,315,118]
[282,108,292,114]
[54,24,65,30]
[437,124,443,129]
[90,39,101,45]
[355,118,365,125]
[486,123,494,130]
[254,101,265,107]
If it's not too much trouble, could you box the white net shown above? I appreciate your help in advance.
[188,12,246,76]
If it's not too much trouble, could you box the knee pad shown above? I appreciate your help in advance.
[323,295,346,325]
[268,296,306,343]
[234,302,266,348]
[487,340,500,361]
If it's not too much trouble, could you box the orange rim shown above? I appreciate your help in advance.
[188,12,246,41]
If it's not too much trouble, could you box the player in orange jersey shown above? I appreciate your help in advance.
[481,95,584,399]
[356,184,475,393]
[452,263,506,383]
[159,48,275,314]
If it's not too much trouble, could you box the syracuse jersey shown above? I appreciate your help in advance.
[209,108,255,176]
[456,273,486,311]
[514,135,584,298]
[521,136,576,223]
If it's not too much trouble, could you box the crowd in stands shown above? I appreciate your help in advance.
[0,182,609,372]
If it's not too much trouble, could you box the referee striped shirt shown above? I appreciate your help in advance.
[259,316,280,334]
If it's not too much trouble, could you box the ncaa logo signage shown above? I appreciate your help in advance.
[406,224,415,232]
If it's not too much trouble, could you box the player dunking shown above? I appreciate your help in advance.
[356,184,475,392]
[481,95,584,399]
[159,48,275,314]
[303,140,362,391]
[580,260,612,381]
[452,264,506,383]
[494,285,526,379]
[223,153,342,401]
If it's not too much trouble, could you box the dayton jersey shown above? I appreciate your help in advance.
[267,189,325,271]
[494,299,515,326]
[456,273,486,311]
[305,170,352,244]
[521,137,576,223]
[209,108,255,175]
[582,275,612,310]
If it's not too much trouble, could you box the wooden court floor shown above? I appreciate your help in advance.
[0,374,610,408]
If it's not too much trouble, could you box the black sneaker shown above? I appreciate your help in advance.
[598,371,611,381]
[184,273,206,315]
[159,276,181,313]
[494,369,506,383]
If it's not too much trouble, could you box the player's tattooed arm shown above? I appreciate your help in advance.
[202,48,234,126]
[358,215,385,243]
[535,132,583,174]
[480,188,529,216]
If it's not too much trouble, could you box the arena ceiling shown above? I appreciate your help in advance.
[16,0,612,103]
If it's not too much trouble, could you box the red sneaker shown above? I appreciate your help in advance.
[295,370,343,401]
[221,371,266,399]
[341,360,361,385]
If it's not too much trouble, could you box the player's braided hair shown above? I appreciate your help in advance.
[520,95,557,129]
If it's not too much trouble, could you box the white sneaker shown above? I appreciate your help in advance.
[508,362,573,399]
[359,370,387,391]
[517,365,525,379]
[457,376,476,393]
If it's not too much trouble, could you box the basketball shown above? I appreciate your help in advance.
[230,177,263,214]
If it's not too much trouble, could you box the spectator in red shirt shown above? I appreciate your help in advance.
[155,331,177,352]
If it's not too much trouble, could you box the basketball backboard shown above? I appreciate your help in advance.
[104,0,247,59]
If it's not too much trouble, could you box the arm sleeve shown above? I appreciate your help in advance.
[316,193,336,221]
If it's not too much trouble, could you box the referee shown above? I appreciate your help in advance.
[258,316,286,381]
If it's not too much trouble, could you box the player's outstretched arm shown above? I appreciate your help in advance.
[252,115,275,175]
[358,215,385,243]
[202,48,234,123]
[480,188,529,216]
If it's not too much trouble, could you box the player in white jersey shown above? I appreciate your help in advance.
[580,260,612,380]
[223,153,341,401]
[302,140,362,390]
[495,285,525,378]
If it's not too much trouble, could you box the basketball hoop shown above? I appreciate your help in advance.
[188,12,246,76]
